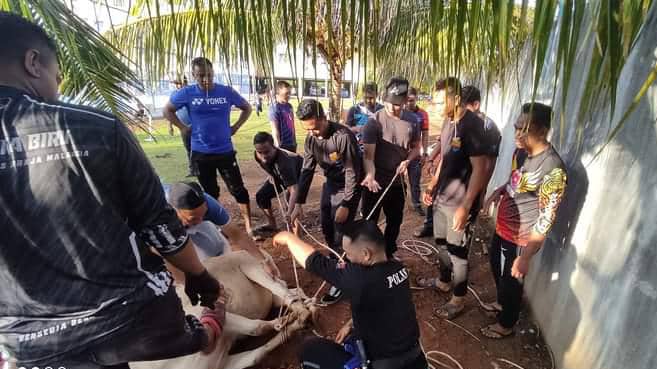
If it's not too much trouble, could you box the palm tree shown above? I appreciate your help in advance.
[1,0,655,142]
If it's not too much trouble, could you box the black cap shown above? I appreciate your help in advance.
[168,182,206,210]
[384,76,409,105]
[296,99,325,120]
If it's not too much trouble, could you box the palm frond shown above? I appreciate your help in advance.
[1,0,144,127]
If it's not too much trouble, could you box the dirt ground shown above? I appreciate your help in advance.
[218,160,553,369]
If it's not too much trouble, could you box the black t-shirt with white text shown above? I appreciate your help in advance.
[306,251,420,360]
[0,86,187,363]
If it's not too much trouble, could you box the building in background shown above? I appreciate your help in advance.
[67,1,366,118]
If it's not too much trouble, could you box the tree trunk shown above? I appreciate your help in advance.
[328,61,343,122]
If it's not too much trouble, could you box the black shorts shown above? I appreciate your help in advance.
[193,151,250,204]
[256,181,287,209]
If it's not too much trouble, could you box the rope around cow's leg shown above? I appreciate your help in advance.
[269,175,304,296]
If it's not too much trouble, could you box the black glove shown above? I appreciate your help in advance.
[184,269,222,308]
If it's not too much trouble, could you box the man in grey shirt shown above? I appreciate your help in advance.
[361,77,421,258]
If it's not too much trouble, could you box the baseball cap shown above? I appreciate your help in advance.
[168,181,206,210]
[384,76,409,105]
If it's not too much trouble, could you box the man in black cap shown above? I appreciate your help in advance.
[165,181,280,277]
[292,99,363,304]
[361,76,421,258]
[166,181,232,259]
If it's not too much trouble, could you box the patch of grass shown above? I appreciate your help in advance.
[137,101,313,183]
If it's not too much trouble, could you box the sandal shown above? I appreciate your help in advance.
[480,324,514,339]
[480,301,502,317]
[414,276,451,292]
[434,302,464,320]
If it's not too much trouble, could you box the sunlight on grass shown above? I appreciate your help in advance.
[137,102,311,183]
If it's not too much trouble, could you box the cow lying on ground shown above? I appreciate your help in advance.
[131,244,314,369]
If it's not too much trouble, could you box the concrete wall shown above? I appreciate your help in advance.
[481,3,657,369]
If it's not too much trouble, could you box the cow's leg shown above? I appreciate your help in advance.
[239,257,300,305]
[224,311,279,336]
[222,318,305,369]
[240,260,313,327]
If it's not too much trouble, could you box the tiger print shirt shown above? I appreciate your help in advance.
[496,146,567,246]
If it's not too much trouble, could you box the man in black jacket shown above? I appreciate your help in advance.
[0,12,224,368]
[291,99,363,304]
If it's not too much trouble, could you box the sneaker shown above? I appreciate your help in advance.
[413,225,432,238]
[320,286,343,305]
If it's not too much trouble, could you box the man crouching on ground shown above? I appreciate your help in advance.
[273,220,427,369]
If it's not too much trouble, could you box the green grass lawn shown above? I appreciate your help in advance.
[136,103,311,183]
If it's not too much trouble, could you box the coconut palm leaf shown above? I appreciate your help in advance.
[4,0,655,148]
[1,0,144,127]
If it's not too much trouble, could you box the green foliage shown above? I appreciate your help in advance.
[2,0,655,153]
[0,0,144,126]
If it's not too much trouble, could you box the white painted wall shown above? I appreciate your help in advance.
[481,3,657,369]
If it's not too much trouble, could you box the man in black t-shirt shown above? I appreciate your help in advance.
[0,13,225,368]
[461,85,502,204]
[253,131,303,234]
[292,99,363,305]
[361,77,421,258]
[273,220,427,369]
[418,77,490,320]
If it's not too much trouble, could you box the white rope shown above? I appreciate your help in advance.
[426,351,465,369]
[295,220,346,262]
[270,175,302,294]
[443,318,482,343]
[496,358,527,369]
[400,238,491,311]
[364,170,401,221]
[467,285,489,310]
[401,238,442,257]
